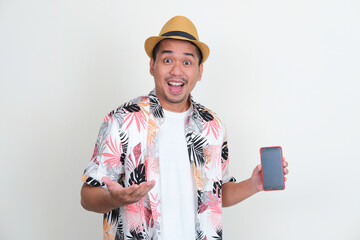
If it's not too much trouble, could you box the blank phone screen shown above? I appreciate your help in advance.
[261,147,284,190]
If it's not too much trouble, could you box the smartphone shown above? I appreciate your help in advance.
[260,146,285,191]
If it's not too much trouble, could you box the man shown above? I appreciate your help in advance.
[81,16,289,240]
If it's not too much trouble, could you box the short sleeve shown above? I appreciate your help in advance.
[82,115,125,188]
[221,127,236,184]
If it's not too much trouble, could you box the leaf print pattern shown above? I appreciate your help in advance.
[206,191,222,231]
[129,163,146,185]
[136,100,150,115]
[109,107,125,128]
[125,198,147,235]
[97,121,111,154]
[124,104,141,113]
[111,99,143,128]
[91,144,99,165]
[221,141,230,177]
[127,143,146,185]
[107,209,125,240]
[103,216,115,240]
[149,91,164,118]
[119,132,129,166]
[126,228,147,240]
[213,180,222,199]
[193,103,222,139]
[197,190,208,214]
[82,90,235,240]
[200,109,222,140]
[145,155,159,183]
[115,221,125,240]
[148,193,160,226]
[203,145,221,171]
[108,208,120,225]
[84,176,103,187]
[104,209,125,240]
[196,220,206,240]
[193,162,205,190]
[104,113,114,124]
[103,136,122,168]
[124,103,147,132]
[127,143,142,173]
[221,141,228,162]
[147,117,158,147]
[213,229,222,240]
[228,176,237,182]
[186,132,208,167]
[143,207,153,231]
[203,119,221,139]
[197,106,214,122]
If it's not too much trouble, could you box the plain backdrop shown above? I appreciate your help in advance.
[1,0,359,239]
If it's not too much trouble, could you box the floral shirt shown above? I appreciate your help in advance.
[82,90,236,240]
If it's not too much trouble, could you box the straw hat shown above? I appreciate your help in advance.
[144,16,210,64]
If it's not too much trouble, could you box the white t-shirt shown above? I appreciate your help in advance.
[159,108,196,240]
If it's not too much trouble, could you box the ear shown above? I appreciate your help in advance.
[149,58,154,76]
[197,63,204,82]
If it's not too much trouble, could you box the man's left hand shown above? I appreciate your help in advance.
[250,157,289,192]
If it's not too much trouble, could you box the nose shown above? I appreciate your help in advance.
[169,61,183,76]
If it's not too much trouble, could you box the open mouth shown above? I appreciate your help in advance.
[168,81,184,87]
[168,81,185,93]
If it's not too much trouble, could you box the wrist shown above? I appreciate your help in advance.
[248,178,261,194]
[102,189,122,211]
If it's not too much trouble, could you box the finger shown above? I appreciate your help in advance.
[284,168,289,175]
[135,181,156,195]
[283,161,288,168]
[118,182,155,205]
[123,180,154,195]
[122,183,140,195]
[283,156,286,162]
[146,180,156,187]
[255,164,262,172]
[252,165,261,177]
[102,176,117,188]
[131,181,156,198]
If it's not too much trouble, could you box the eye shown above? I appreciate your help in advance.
[183,60,191,66]
[164,58,172,64]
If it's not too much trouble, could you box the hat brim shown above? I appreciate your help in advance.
[145,35,210,64]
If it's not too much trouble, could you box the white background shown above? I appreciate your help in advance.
[1,0,359,239]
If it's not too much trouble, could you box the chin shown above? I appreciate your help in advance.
[165,95,187,104]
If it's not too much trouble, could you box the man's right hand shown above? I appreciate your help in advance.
[102,177,156,207]
[80,177,156,213]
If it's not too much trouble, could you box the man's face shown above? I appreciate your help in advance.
[150,39,203,112]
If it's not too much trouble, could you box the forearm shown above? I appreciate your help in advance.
[80,183,120,213]
[222,179,260,207]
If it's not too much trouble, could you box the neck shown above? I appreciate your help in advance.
[159,98,191,113]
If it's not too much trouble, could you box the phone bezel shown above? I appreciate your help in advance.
[260,146,285,191]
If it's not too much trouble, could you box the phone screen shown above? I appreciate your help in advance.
[260,147,285,191]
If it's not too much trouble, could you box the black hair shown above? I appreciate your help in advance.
[152,40,203,65]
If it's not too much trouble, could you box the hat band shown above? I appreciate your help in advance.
[161,31,197,41]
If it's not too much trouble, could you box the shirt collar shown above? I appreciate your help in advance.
[148,89,202,122]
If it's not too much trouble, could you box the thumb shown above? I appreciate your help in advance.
[254,164,262,173]
[102,176,117,188]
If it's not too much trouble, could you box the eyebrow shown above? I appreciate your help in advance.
[161,50,195,58]
[161,50,173,54]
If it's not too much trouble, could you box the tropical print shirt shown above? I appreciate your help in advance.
[82,90,236,240]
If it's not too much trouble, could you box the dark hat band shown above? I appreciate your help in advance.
[161,31,197,41]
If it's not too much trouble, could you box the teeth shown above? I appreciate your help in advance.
[169,82,183,86]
